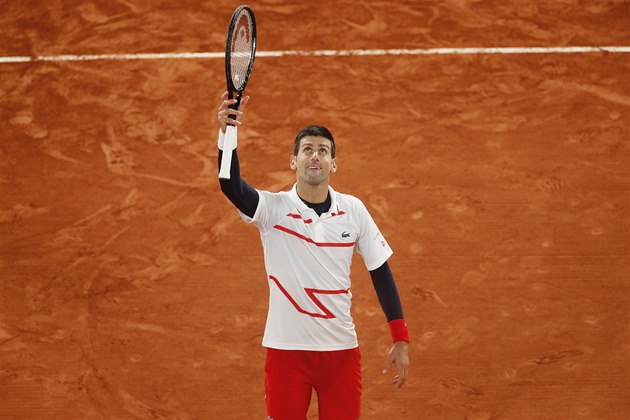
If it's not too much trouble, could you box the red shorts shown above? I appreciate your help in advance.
[265,347,362,420]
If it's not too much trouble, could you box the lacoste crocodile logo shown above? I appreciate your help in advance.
[341,231,351,238]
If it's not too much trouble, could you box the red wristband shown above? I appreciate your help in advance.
[388,319,410,343]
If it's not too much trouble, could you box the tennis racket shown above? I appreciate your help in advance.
[219,5,257,179]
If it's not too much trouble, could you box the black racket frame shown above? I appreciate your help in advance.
[225,5,257,118]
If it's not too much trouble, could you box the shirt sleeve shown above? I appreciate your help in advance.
[355,199,393,271]
[369,261,403,322]
[217,128,260,219]
[218,148,259,219]
[239,189,286,233]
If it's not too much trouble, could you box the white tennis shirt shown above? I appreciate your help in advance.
[240,184,393,351]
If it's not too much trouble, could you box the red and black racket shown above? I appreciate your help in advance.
[219,5,257,179]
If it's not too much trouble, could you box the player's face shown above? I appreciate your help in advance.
[291,136,337,186]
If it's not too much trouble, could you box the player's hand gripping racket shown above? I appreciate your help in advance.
[219,5,257,179]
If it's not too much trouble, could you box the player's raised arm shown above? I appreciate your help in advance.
[216,91,259,218]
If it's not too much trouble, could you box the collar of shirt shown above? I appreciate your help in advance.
[289,183,340,219]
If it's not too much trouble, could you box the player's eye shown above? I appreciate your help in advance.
[319,148,328,155]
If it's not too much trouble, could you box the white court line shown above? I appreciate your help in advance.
[1,46,629,63]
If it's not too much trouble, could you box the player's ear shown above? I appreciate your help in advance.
[290,155,297,171]
[330,158,337,174]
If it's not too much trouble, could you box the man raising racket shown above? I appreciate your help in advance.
[216,92,409,419]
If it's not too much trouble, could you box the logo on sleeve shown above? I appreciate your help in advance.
[341,231,351,238]
[374,232,386,247]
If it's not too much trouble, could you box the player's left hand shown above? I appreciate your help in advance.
[382,341,409,388]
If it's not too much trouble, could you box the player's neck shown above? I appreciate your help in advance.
[296,181,329,204]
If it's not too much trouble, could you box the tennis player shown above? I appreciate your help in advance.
[216,91,409,419]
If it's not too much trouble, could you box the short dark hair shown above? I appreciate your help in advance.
[293,125,336,158]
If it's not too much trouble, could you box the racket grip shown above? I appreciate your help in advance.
[218,125,237,179]
[227,93,242,120]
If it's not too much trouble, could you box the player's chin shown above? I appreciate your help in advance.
[302,171,326,184]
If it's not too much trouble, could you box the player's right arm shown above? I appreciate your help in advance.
[216,91,259,218]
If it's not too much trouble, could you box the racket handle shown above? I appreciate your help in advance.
[218,125,237,179]
[227,92,242,120]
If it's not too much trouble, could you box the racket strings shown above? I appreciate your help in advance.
[230,12,253,91]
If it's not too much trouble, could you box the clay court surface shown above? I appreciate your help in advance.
[1,1,629,419]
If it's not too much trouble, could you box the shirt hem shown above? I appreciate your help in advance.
[365,249,393,272]
[262,341,359,351]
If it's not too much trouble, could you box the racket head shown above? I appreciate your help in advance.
[225,5,257,101]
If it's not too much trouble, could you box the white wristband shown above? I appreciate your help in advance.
[218,125,238,179]
[218,126,238,150]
